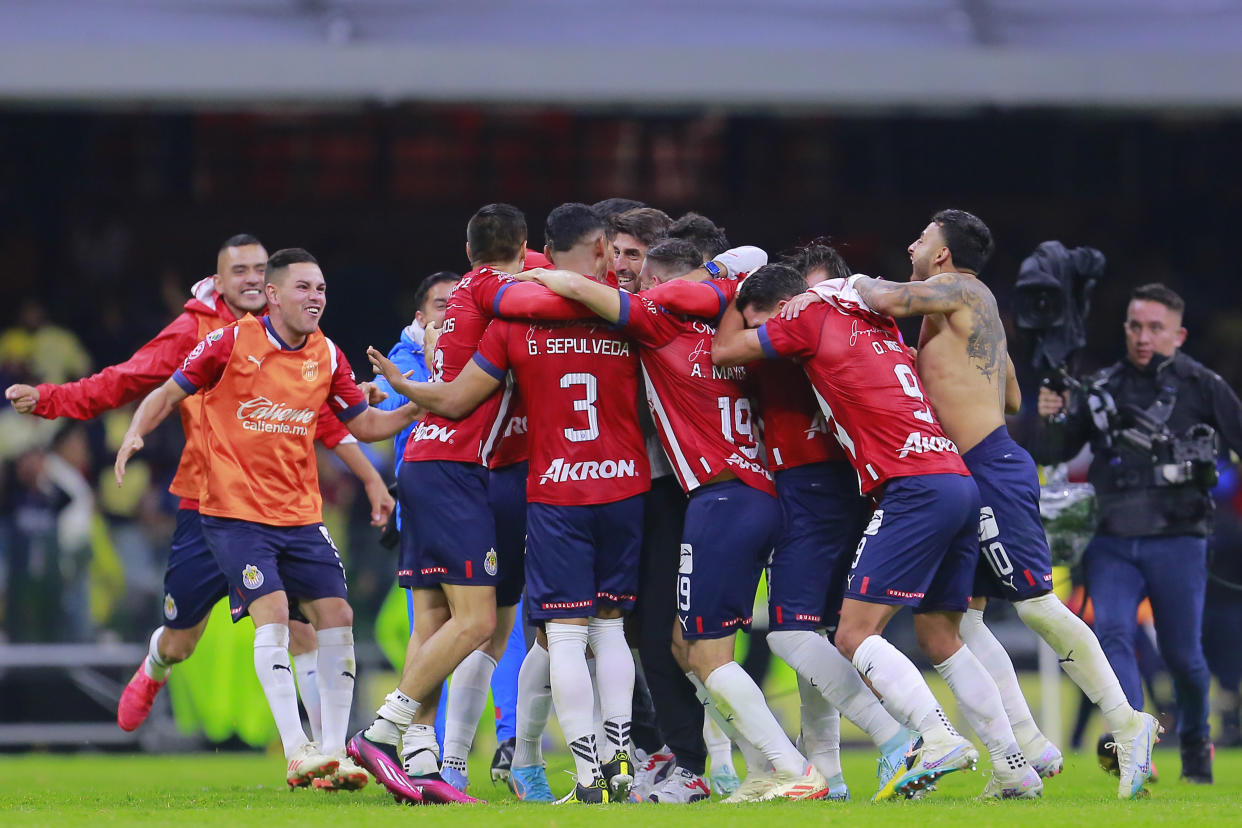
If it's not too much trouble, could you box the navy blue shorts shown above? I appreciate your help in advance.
[489,462,529,607]
[200,516,348,623]
[397,460,501,592]
[845,473,978,613]
[769,462,872,632]
[161,508,228,630]
[525,495,643,621]
[678,480,779,640]
[963,427,1055,601]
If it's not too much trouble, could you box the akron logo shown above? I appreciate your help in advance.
[163,594,178,621]
[484,548,498,577]
[242,564,265,590]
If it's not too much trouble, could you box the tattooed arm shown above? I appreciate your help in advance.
[852,273,966,318]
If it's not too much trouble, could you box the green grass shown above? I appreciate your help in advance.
[3,748,1241,827]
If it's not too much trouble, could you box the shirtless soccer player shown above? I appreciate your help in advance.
[714,264,1042,800]
[116,248,418,788]
[824,209,1160,800]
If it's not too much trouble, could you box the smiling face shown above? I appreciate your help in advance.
[214,244,268,316]
[1124,298,1185,368]
[613,232,647,291]
[266,261,326,341]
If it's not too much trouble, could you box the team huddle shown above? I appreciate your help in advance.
[5,199,1162,805]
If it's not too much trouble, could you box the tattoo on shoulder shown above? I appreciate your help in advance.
[962,285,1005,381]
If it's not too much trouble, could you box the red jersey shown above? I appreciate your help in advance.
[488,388,529,469]
[757,303,967,494]
[474,318,649,506]
[616,291,774,496]
[32,277,348,506]
[174,315,366,525]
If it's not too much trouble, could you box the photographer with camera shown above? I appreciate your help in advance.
[1033,283,1242,784]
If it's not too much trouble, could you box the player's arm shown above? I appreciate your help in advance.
[495,280,596,321]
[852,273,966,318]
[711,302,767,366]
[367,347,500,420]
[332,440,395,527]
[8,313,198,419]
[1004,353,1022,414]
[641,279,732,319]
[520,269,622,323]
[115,377,190,486]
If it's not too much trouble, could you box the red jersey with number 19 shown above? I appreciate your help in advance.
[473,318,649,506]
[758,302,967,494]
[617,291,774,496]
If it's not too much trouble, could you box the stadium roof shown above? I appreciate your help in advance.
[2,0,1241,108]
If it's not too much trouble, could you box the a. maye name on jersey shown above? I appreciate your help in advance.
[896,431,959,459]
[236,397,314,435]
[539,457,638,484]
[533,337,631,356]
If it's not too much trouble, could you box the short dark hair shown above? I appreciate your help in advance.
[414,271,460,313]
[783,239,851,282]
[545,203,607,253]
[611,207,672,249]
[592,197,646,219]
[467,203,526,265]
[1131,282,1185,314]
[668,212,730,260]
[220,233,262,252]
[735,263,806,316]
[932,209,994,274]
[265,248,318,283]
[644,239,703,279]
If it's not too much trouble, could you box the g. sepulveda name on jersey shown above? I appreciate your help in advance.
[474,318,649,506]
[617,290,774,496]
[406,265,518,465]
[758,302,967,494]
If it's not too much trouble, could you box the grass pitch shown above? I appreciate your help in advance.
[4,747,1240,827]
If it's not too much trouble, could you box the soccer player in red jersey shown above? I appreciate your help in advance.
[114,249,417,789]
[511,262,831,803]
[713,264,1039,799]
[370,204,651,803]
[4,236,391,747]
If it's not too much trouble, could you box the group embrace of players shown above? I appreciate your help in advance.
[5,198,1161,806]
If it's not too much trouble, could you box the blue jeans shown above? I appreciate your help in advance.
[1085,534,1211,743]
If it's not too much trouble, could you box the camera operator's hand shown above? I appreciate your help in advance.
[1037,386,1068,418]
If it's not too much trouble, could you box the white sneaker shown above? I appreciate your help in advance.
[760,765,831,801]
[1110,712,1161,800]
[287,743,339,789]
[879,736,978,800]
[979,765,1043,800]
[632,751,674,798]
[313,755,369,791]
[723,770,779,803]
[647,767,711,803]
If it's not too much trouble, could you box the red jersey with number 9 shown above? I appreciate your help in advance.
[473,318,649,505]
[758,302,967,494]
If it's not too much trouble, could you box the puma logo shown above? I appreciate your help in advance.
[341,670,355,680]
[1058,650,1075,665]
[273,664,292,673]
[248,355,265,369]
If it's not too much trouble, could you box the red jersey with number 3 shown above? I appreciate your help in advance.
[474,318,649,506]
[617,291,774,496]
[405,265,518,465]
[758,302,967,494]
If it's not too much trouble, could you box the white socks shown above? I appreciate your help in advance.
[512,642,552,768]
[443,650,497,773]
[253,623,308,759]
[704,661,804,776]
[402,723,441,776]
[314,627,355,757]
[144,626,171,681]
[959,609,1044,752]
[703,711,734,771]
[1015,593,1136,733]
[933,644,1025,776]
[368,687,420,746]
[547,622,601,783]
[797,674,843,781]
[851,634,957,742]
[588,617,634,758]
[768,629,902,750]
[686,670,771,774]
[292,650,322,744]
